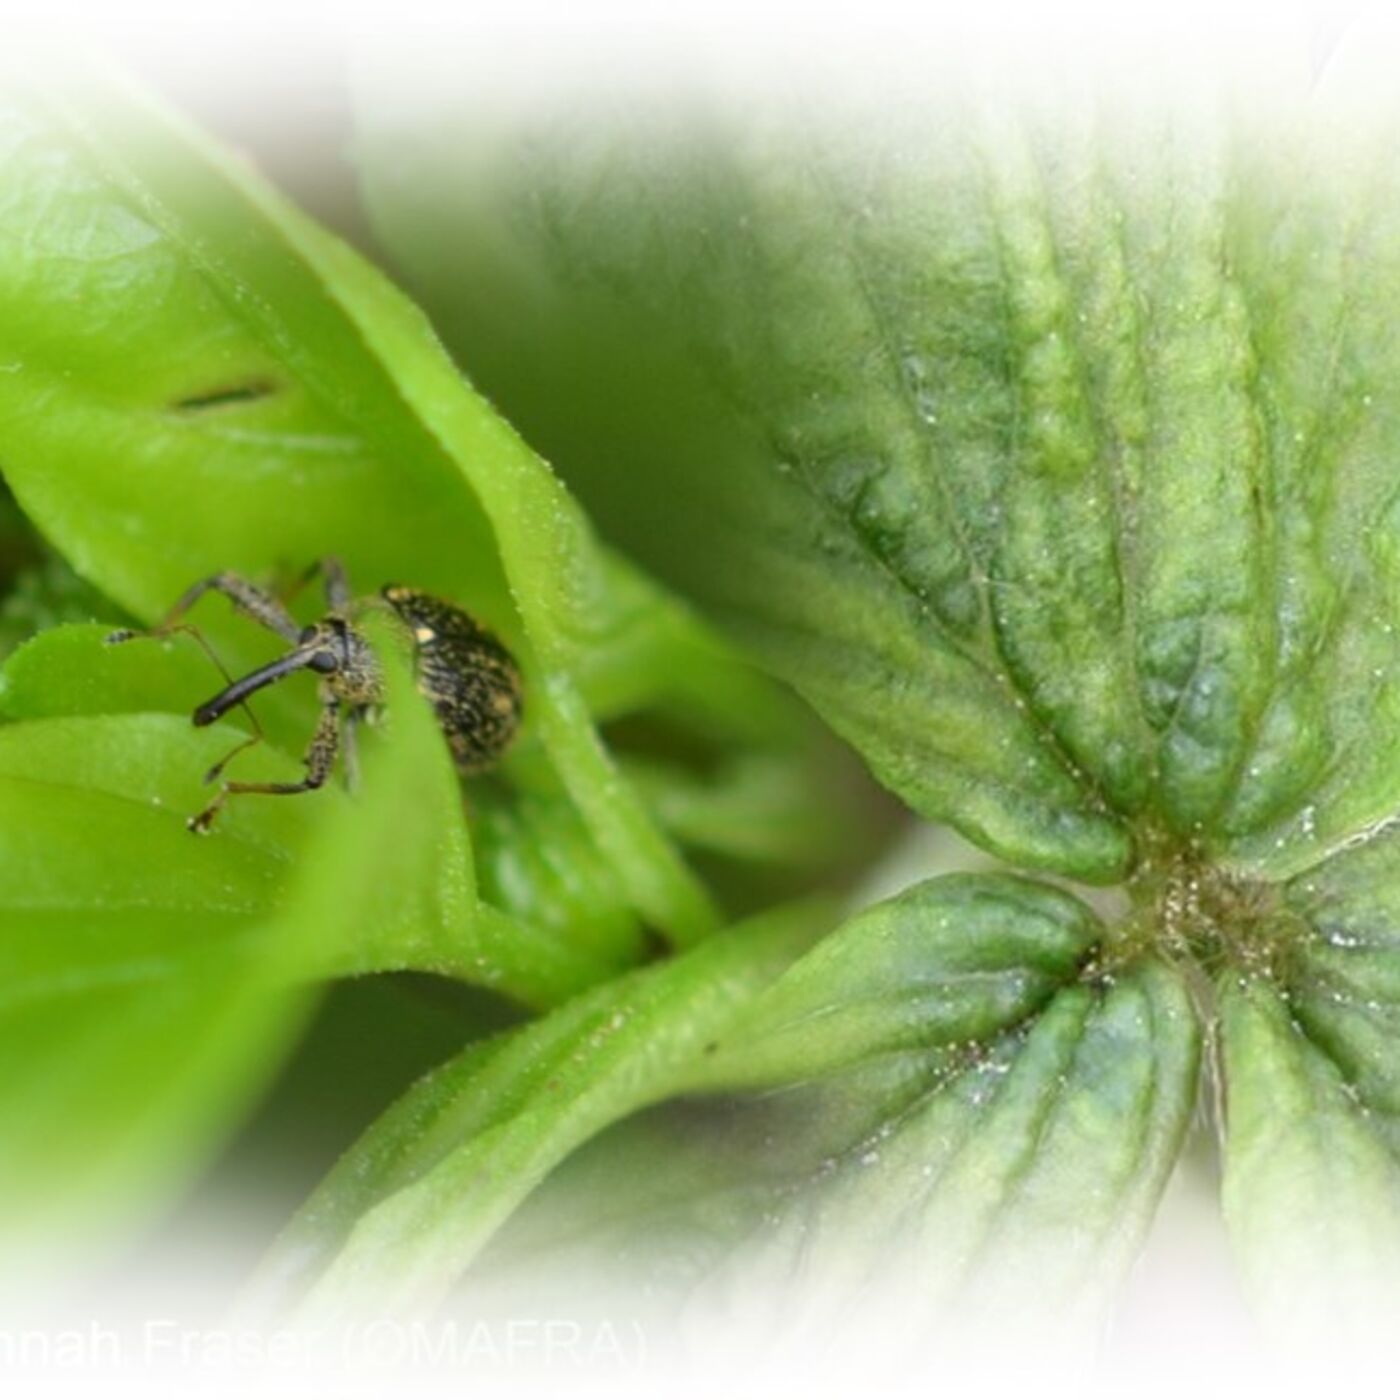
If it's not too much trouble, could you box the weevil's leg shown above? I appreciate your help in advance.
[202,729,263,786]
[322,556,352,611]
[189,699,340,834]
[279,556,351,611]
[108,572,303,647]
[341,705,363,794]
[278,558,324,608]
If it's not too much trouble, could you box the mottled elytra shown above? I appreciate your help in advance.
[105,558,522,832]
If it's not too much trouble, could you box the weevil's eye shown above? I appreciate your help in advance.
[308,651,338,674]
[298,625,317,644]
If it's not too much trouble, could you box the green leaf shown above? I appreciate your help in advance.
[347,35,1400,1326]
[0,717,306,1256]
[464,966,1197,1348]
[349,35,1400,893]
[686,871,1100,1089]
[1283,826,1400,1146]
[696,962,1196,1342]
[0,63,806,956]
[468,779,644,972]
[0,60,867,1262]
[256,874,1197,1333]
[248,900,829,1323]
[0,630,614,1005]
[0,620,621,1267]
[1220,977,1400,1338]
[1,622,298,735]
[655,893,1197,1338]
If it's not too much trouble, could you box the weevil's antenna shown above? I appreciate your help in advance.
[193,647,332,727]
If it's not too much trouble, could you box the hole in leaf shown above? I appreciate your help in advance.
[171,377,280,412]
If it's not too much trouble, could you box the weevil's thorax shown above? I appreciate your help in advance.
[380,585,523,773]
[305,615,385,708]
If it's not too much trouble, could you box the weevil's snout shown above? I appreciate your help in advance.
[193,696,230,727]
[192,648,328,727]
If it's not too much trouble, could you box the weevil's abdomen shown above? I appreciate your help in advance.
[382,586,523,773]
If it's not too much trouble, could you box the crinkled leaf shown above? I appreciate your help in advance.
[350,30,1400,1323]
[351,33,1400,892]
[1283,826,1400,1150]
[1208,20,1400,1337]
[687,871,1100,1089]
[495,960,1197,1355]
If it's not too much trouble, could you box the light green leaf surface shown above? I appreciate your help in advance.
[0,621,310,751]
[0,616,613,1268]
[0,60,863,1269]
[0,622,618,1005]
[0,65,758,954]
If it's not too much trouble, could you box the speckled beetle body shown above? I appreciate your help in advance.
[380,585,523,774]
[106,558,522,831]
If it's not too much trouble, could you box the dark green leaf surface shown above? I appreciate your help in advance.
[1284,827,1400,1148]
[351,41,1400,892]
[687,872,1100,1089]
[0,555,115,663]
[685,962,1197,1341]
[467,963,1197,1352]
